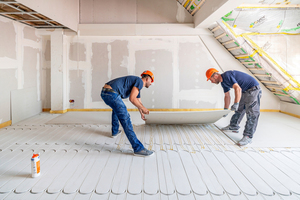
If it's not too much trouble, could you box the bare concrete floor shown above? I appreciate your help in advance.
[0,112,300,200]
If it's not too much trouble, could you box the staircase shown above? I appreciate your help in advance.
[176,0,206,16]
[209,20,300,105]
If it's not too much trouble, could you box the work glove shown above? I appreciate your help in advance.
[223,108,228,117]
[230,103,239,111]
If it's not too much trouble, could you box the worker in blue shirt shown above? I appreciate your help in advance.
[101,71,154,156]
[206,68,262,146]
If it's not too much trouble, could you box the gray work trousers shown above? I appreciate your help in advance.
[230,86,262,138]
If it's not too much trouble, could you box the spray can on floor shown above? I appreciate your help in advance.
[31,154,40,178]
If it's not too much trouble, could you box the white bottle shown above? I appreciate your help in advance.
[31,154,40,178]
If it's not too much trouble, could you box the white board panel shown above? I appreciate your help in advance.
[145,110,231,125]
[11,87,42,124]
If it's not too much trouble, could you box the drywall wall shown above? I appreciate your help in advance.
[64,34,280,110]
[17,0,79,32]
[79,0,193,24]
[0,16,42,125]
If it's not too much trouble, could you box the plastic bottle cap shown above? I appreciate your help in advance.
[32,154,39,158]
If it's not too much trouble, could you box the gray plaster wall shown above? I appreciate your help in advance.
[0,16,42,124]
[79,0,193,24]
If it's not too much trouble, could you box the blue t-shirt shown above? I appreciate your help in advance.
[221,70,259,93]
[106,76,143,99]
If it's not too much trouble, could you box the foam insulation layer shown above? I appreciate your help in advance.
[145,110,231,124]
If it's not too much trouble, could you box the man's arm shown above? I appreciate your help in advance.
[137,98,146,120]
[129,87,149,115]
[228,83,242,111]
[224,91,231,109]
[232,83,242,103]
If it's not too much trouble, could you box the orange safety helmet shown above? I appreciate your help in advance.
[141,70,154,83]
[206,68,219,81]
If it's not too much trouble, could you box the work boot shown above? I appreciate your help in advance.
[111,130,122,138]
[134,148,154,157]
[221,125,239,133]
[237,136,252,146]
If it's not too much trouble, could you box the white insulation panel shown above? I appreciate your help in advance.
[145,110,231,124]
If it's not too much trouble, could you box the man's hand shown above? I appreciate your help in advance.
[139,107,149,121]
[141,107,149,115]
[230,103,239,111]
[141,113,146,121]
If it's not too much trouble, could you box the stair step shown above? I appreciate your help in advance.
[253,74,271,77]
[191,0,206,15]
[247,67,264,71]
[241,61,257,64]
[186,0,195,10]
[222,40,235,45]
[228,46,241,51]
[215,33,226,39]
[273,92,290,97]
[266,86,283,90]
[261,81,280,85]
[211,26,220,32]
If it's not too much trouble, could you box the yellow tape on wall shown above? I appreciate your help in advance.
[0,120,12,129]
